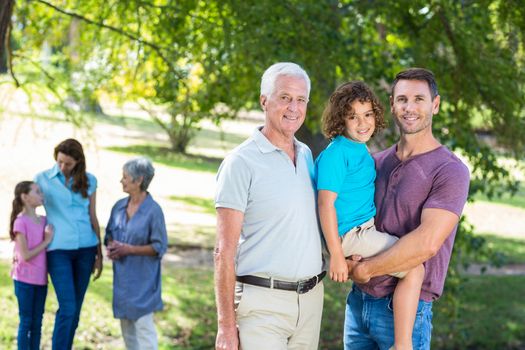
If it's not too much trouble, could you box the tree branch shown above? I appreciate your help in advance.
[12,53,55,82]
[33,0,181,78]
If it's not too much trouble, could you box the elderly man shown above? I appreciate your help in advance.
[214,62,325,350]
[345,68,470,350]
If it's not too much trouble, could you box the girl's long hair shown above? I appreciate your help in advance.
[9,181,33,241]
[54,138,89,198]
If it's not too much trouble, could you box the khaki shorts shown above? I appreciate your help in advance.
[341,218,406,278]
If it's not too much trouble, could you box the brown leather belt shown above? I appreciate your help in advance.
[236,271,326,294]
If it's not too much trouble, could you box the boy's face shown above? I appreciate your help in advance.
[344,101,376,143]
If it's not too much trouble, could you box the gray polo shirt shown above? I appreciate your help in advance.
[215,128,323,281]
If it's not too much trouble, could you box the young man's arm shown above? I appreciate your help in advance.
[214,207,244,350]
[347,208,459,283]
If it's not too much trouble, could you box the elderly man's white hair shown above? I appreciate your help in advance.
[260,62,311,98]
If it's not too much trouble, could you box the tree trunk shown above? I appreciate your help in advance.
[0,0,14,62]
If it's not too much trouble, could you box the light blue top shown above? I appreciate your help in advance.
[105,194,168,320]
[35,164,99,250]
[215,127,323,281]
[315,135,376,236]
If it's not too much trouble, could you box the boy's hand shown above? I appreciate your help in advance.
[329,255,349,282]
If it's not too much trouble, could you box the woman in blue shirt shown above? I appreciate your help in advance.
[35,138,103,349]
[105,157,167,350]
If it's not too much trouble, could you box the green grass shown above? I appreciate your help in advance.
[169,195,215,215]
[1,260,524,349]
[474,183,525,209]
[106,145,222,173]
[433,275,525,349]
[474,233,525,264]
[165,195,216,248]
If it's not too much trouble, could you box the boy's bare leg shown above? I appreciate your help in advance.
[392,264,425,350]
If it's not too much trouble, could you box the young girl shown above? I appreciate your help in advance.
[10,181,53,350]
[315,81,425,350]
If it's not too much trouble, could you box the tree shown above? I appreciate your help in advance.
[3,2,524,342]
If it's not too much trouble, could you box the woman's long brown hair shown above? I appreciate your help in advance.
[54,138,89,198]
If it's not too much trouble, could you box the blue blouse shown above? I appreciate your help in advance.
[35,164,99,250]
[105,193,168,320]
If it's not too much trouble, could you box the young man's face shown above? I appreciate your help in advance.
[390,79,440,135]
[260,75,309,139]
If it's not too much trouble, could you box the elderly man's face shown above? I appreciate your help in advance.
[260,75,308,139]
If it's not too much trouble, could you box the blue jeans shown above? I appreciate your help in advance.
[344,284,433,350]
[47,246,96,350]
[14,280,47,350]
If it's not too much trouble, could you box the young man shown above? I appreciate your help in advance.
[345,68,470,350]
[214,62,325,350]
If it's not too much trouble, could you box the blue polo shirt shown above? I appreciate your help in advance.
[315,136,376,236]
[105,194,168,320]
[35,164,99,251]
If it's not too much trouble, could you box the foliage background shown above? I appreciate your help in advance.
[0,0,524,348]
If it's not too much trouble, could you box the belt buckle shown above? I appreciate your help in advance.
[296,276,316,294]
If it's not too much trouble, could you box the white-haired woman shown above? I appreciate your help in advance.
[105,157,167,350]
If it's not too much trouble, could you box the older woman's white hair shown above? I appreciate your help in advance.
[123,157,155,191]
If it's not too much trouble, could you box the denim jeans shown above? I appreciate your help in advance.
[14,280,47,350]
[47,246,97,350]
[344,284,433,350]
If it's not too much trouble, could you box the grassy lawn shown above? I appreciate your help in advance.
[474,183,525,209]
[1,260,524,349]
[432,275,525,350]
[106,144,221,174]
[474,233,525,264]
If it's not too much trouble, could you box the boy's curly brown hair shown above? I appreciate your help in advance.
[321,81,386,140]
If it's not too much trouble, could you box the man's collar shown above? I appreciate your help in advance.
[252,127,278,154]
[252,127,302,154]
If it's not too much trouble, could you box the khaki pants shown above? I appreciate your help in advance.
[120,313,158,350]
[235,281,324,350]
[341,218,406,278]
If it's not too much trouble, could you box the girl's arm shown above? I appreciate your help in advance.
[89,191,103,280]
[318,189,348,282]
[14,226,53,262]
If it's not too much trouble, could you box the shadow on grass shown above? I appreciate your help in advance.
[475,233,525,265]
[106,145,222,173]
[159,266,216,349]
[433,275,525,349]
[1,260,524,349]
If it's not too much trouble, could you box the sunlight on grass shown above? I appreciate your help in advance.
[1,260,524,349]
[169,195,215,215]
[474,183,525,209]
[107,145,221,173]
[167,223,215,249]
